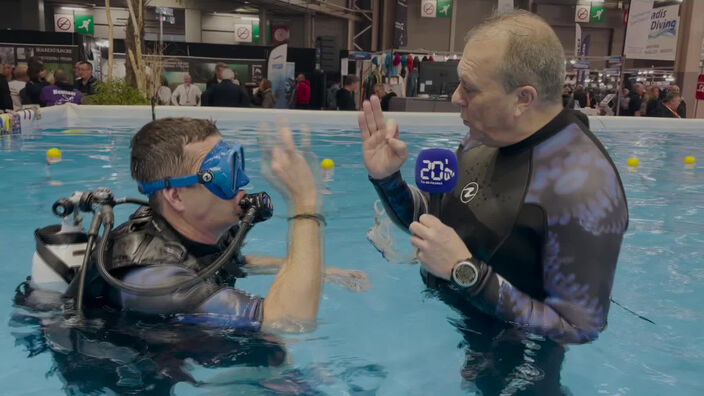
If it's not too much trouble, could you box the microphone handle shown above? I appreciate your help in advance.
[429,193,443,218]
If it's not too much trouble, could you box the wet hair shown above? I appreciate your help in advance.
[464,10,565,105]
[344,75,359,86]
[130,118,221,212]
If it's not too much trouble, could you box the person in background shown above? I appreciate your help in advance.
[171,73,201,106]
[374,83,396,111]
[1,61,12,81]
[623,83,644,116]
[653,93,681,118]
[8,64,28,110]
[73,61,82,84]
[294,73,311,109]
[75,61,97,95]
[572,84,587,108]
[206,62,226,90]
[208,68,250,108]
[39,69,82,106]
[326,81,340,110]
[253,79,274,108]
[0,58,12,111]
[336,75,358,111]
[156,76,172,105]
[21,58,48,106]
[670,85,686,118]
[644,86,661,117]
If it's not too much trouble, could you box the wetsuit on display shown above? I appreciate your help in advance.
[84,205,263,330]
[371,109,628,345]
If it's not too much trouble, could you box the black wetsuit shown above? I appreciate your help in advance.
[371,109,628,345]
[84,206,263,330]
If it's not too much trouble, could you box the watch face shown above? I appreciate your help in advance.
[454,262,478,288]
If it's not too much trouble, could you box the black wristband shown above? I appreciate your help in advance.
[288,213,327,226]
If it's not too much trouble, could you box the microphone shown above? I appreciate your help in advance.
[415,148,459,217]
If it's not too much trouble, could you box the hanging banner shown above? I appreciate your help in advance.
[271,26,290,45]
[393,0,408,48]
[421,0,436,18]
[268,43,289,108]
[578,34,591,84]
[234,23,252,43]
[54,14,74,33]
[624,0,654,58]
[575,23,582,57]
[696,74,704,101]
[498,0,514,14]
[639,5,680,61]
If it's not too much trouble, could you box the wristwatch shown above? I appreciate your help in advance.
[451,258,480,289]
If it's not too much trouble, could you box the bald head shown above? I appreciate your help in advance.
[464,10,565,105]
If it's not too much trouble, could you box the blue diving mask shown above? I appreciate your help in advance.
[138,140,250,200]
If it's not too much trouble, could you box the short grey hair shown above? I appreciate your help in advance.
[465,10,565,105]
[222,68,235,80]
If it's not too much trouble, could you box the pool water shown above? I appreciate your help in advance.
[0,120,703,395]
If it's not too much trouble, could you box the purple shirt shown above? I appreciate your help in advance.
[40,84,83,106]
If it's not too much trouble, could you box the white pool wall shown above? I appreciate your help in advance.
[37,104,704,134]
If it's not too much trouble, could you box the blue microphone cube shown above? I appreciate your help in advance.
[415,148,459,194]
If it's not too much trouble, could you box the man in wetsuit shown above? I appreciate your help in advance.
[359,11,627,392]
[83,118,336,332]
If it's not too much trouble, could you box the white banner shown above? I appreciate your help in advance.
[54,14,74,33]
[268,43,289,108]
[421,0,436,18]
[575,23,582,57]
[234,23,252,43]
[639,5,680,60]
[624,0,654,58]
[497,0,513,14]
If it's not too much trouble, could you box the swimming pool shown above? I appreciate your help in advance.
[1,105,703,395]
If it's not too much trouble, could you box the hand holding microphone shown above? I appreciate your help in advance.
[410,149,470,281]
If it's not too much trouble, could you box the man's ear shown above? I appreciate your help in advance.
[514,85,538,117]
[160,188,186,213]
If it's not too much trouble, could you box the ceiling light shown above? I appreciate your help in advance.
[61,7,88,11]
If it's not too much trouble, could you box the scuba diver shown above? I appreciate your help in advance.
[23,117,331,331]
[14,117,368,393]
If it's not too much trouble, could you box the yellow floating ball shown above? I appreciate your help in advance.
[46,148,62,164]
[321,158,335,170]
[683,156,696,165]
[626,158,639,167]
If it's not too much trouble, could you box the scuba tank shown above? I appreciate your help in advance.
[30,191,92,293]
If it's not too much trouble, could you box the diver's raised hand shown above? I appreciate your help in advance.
[259,120,317,210]
[358,95,408,180]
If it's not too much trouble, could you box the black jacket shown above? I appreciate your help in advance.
[207,80,250,108]
[206,76,220,91]
[0,75,12,111]
[21,79,49,105]
[75,76,97,95]
[336,87,355,110]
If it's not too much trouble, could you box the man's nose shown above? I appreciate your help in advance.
[451,86,464,106]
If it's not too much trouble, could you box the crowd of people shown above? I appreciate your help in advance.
[562,81,686,118]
